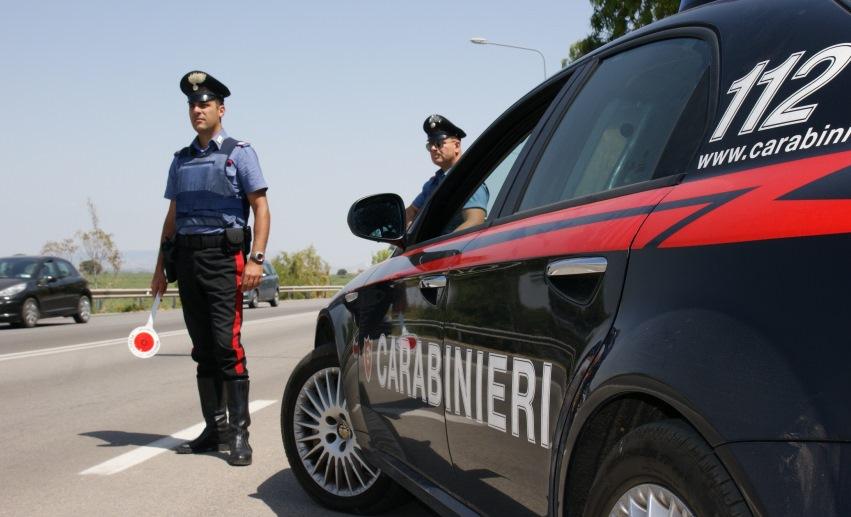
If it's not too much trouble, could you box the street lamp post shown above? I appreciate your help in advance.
[470,37,547,81]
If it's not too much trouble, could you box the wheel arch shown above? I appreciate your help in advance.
[555,377,736,516]
[314,310,336,349]
[314,302,354,360]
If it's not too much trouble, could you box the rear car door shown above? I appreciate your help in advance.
[261,261,277,301]
[54,259,81,312]
[439,33,716,515]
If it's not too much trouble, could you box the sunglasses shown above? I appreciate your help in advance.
[425,137,456,150]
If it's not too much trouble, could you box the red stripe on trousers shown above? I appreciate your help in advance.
[232,252,246,375]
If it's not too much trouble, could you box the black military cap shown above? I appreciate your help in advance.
[423,114,466,140]
[179,70,231,103]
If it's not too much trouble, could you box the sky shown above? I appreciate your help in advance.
[1,0,592,271]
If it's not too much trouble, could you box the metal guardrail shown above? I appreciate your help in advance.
[91,285,342,300]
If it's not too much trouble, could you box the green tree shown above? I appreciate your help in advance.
[371,247,393,265]
[78,259,103,276]
[272,245,330,294]
[336,268,348,276]
[568,0,680,63]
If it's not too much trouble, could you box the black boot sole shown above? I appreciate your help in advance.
[175,443,230,454]
[227,455,252,466]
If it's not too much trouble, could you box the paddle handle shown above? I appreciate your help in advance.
[146,293,161,328]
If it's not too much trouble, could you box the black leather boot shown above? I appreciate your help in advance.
[225,378,252,466]
[176,377,230,454]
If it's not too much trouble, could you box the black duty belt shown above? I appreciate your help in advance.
[175,234,227,250]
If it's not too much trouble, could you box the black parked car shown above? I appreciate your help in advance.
[0,256,93,328]
[281,0,851,515]
[244,261,279,308]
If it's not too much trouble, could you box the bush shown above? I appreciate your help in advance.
[272,246,330,299]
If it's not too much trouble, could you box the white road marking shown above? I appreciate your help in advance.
[80,399,277,476]
[0,312,317,363]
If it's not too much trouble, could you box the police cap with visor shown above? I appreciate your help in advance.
[180,70,231,103]
[423,114,466,146]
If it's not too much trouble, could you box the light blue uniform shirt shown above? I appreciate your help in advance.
[412,169,489,212]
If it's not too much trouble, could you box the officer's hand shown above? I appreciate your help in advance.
[243,261,263,292]
[151,270,168,296]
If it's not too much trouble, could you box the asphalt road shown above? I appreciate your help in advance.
[0,300,431,516]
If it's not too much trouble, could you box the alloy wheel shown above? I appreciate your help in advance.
[78,297,91,321]
[22,299,39,328]
[609,483,695,517]
[292,366,380,497]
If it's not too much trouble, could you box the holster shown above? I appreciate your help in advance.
[224,227,252,256]
[161,238,178,283]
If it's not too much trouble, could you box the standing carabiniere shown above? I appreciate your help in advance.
[150,70,271,467]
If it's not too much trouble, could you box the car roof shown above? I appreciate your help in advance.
[565,0,841,71]
[1,255,67,261]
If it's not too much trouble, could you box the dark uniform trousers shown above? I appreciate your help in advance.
[176,239,248,380]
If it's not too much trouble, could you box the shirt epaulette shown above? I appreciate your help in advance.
[174,146,190,157]
[236,141,251,148]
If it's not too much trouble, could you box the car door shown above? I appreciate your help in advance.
[53,259,80,312]
[354,238,465,484]
[439,34,716,515]
[352,71,581,496]
[260,261,275,300]
[36,260,66,314]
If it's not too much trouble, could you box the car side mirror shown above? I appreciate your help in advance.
[39,275,56,285]
[347,193,407,248]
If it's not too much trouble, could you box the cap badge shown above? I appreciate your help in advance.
[188,72,207,91]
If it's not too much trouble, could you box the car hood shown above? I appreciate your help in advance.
[0,278,29,290]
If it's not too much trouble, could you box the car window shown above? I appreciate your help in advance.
[518,38,711,212]
[0,258,40,278]
[56,260,73,278]
[263,262,275,275]
[41,261,59,278]
[441,134,531,236]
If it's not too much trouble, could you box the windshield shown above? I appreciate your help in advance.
[0,258,41,279]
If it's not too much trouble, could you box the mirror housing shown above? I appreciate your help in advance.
[347,193,407,248]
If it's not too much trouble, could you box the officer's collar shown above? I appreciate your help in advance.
[191,129,229,153]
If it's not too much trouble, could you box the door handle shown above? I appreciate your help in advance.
[420,275,447,289]
[546,257,607,277]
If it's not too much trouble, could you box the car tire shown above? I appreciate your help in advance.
[73,296,92,323]
[281,346,408,514]
[20,298,40,328]
[583,419,751,517]
[270,290,279,307]
[248,290,260,309]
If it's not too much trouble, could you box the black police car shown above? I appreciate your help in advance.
[0,256,93,328]
[281,0,851,514]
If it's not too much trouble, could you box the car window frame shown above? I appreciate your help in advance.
[63,259,81,278]
[407,68,586,249]
[498,26,720,225]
